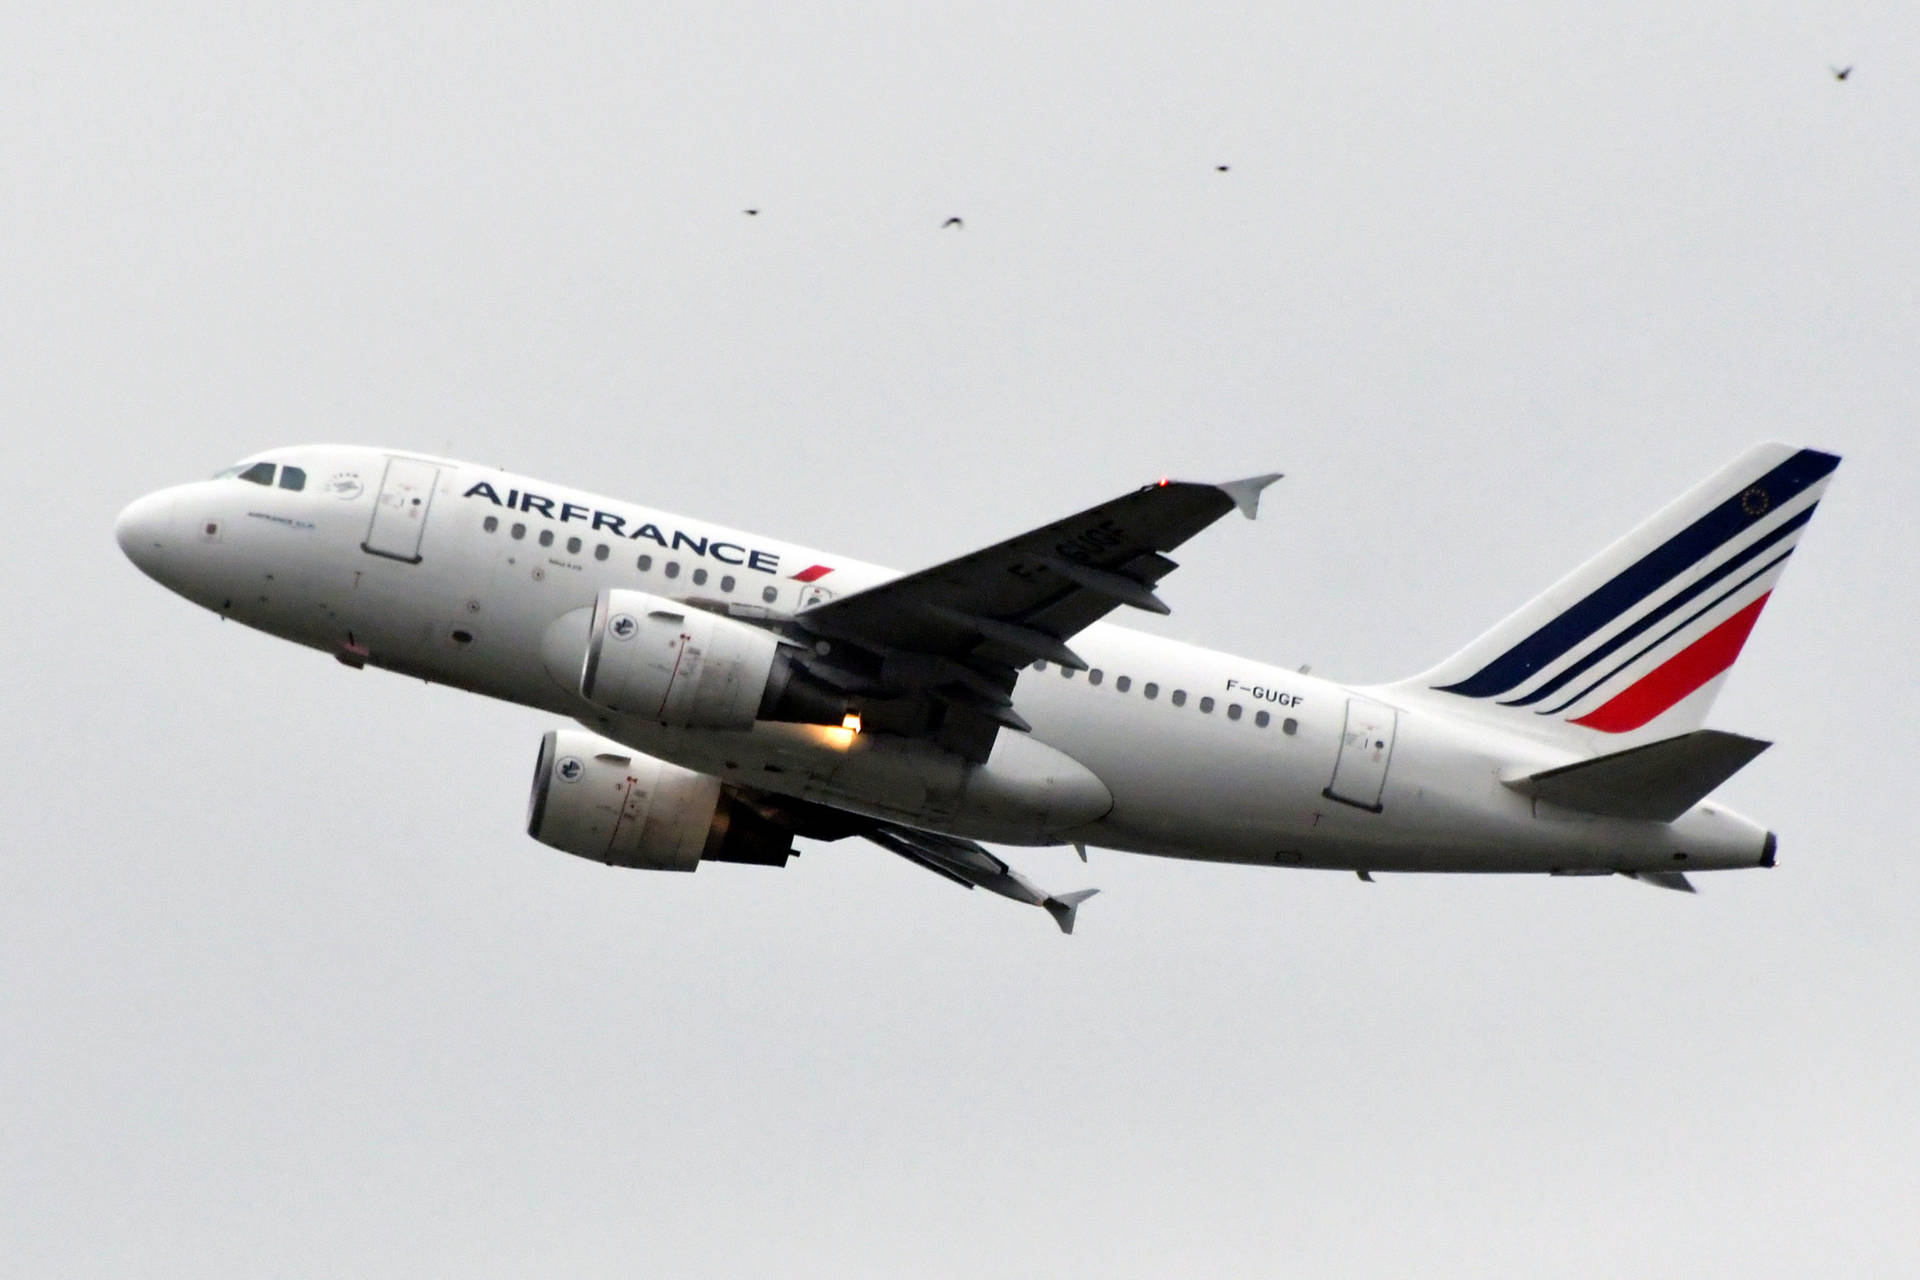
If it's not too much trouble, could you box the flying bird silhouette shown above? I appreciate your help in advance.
[942,216,964,229]
[743,208,760,216]
[1830,65,1853,80]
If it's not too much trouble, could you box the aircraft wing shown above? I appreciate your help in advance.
[865,824,1098,934]
[723,789,1101,933]
[790,473,1280,757]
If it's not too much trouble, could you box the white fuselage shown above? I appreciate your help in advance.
[116,446,1774,877]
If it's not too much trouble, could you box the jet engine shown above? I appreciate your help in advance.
[544,588,847,729]
[526,728,795,870]
[581,588,780,728]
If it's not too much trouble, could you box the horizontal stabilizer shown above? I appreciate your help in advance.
[1506,729,1771,822]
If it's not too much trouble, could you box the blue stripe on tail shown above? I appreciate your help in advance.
[1436,449,1838,699]
[1497,504,1816,708]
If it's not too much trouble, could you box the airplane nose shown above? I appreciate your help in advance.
[116,489,178,579]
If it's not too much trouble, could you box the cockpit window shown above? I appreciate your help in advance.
[278,466,306,492]
[238,462,276,486]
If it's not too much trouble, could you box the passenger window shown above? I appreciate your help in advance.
[1034,660,1049,672]
[1144,682,1159,700]
[278,466,306,491]
[1171,690,1186,706]
[511,523,526,540]
[566,536,582,554]
[239,462,275,485]
[538,530,554,547]
[692,568,708,586]
[638,555,652,571]
[665,562,680,579]
[720,575,735,593]
[1088,669,1103,686]
[1062,667,1076,680]
[1200,696,1215,713]
[1255,710,1270,728]
[483,515,499,533]
[594,544,609,561]
[762,585,777,603]
[1282,717,1299,735]
[1227,704,1242,721]
[1115,676,1131,693]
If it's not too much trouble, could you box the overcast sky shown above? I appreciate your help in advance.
[7,3,1918,1275]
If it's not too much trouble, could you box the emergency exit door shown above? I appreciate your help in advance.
[362,457,441,563]
[1324,696,1398,813]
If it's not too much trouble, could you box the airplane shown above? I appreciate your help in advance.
[115,442,1839,932]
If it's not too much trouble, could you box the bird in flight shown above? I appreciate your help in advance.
[1216,164,1230,172]
[743,208,760,216]
[1830,65,1853,80]
[942,216,964,229]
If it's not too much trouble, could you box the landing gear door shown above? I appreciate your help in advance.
[1325,695,1397,813]
[362,457,441,563]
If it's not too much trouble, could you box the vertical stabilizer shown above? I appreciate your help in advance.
[1392,443,1839,746]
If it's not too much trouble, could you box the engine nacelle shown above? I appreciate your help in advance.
[580,588,781,729]
[526,729,794,871]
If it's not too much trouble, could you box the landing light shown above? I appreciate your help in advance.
[841,711,863,733]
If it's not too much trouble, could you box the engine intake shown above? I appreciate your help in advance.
[526,728,794,871]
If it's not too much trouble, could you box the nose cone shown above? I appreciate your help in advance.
[116,489,178,581]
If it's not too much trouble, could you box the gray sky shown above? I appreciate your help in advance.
[7,3,1918,1275]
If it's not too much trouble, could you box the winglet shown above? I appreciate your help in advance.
[1043,888,1099,934]
[1216,473,1283,520]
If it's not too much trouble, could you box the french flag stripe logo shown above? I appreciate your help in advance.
[1497,506,1814,709]
[1435,448,1838,702]
[1566,592,1773,732]
[1537,548,1790,717]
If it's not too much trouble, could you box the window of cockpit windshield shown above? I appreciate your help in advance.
[238,462,276,485]
[278,466,306,491]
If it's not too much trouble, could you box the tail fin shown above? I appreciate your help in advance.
[1394,443,1839,745]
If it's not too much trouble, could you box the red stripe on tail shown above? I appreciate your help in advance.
[1570,593,1771,733]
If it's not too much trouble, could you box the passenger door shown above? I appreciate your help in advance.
[1324,696,1398,813]
[362,457,441,563]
